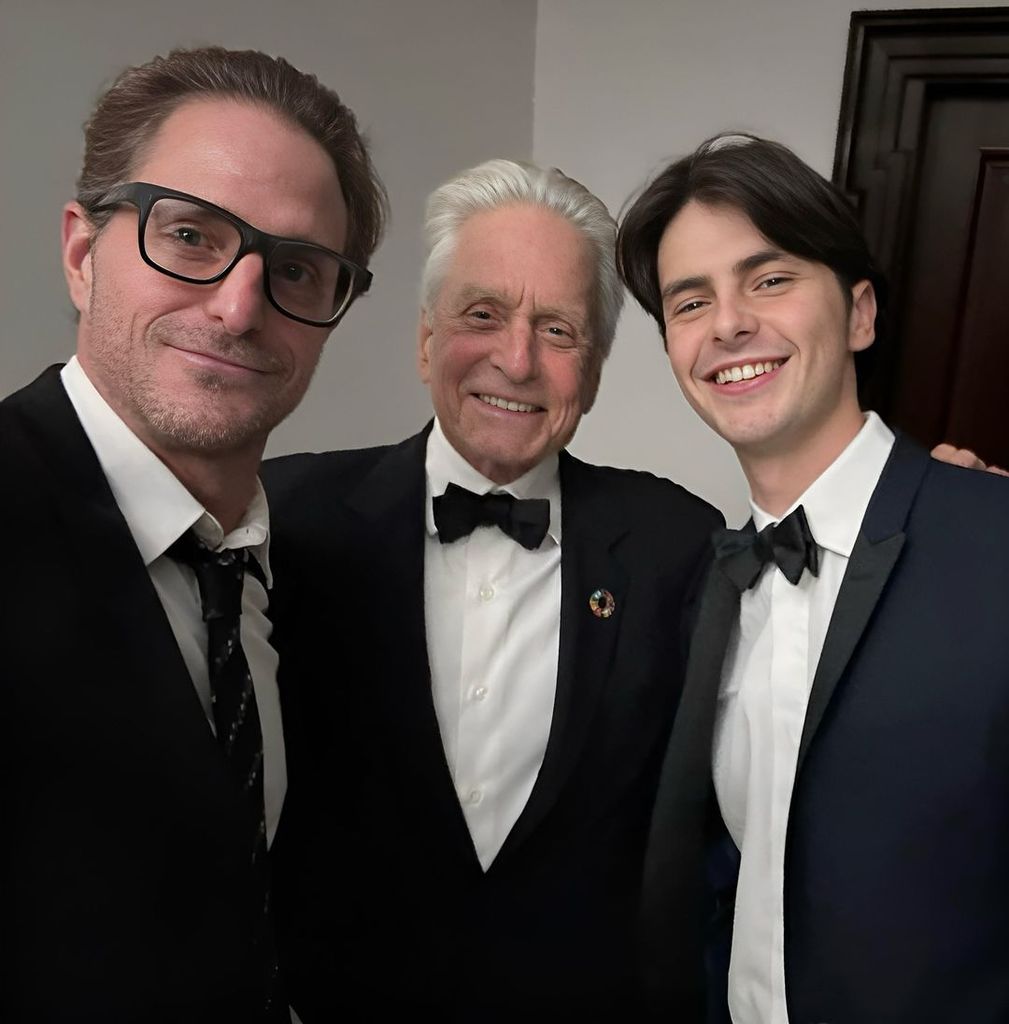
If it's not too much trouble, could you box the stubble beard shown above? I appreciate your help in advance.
[84,282,308,455]
[142,319,293,453]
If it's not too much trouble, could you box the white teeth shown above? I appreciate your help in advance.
[715,360,782,385]
[478,393,538,413]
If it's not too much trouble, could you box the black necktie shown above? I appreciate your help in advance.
[167,531,281,1018]
[433,482,550,550]
[714,504,820,591]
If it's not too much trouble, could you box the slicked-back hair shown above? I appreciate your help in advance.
[421,159,623,362]
[76,46,388,266]
[616,133,886,387]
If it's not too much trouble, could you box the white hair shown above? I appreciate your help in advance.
[420,159,623,361]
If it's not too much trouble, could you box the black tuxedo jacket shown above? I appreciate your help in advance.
[1,367,281,1022]
[262,427,720,1019]
[641,436,1009,1023]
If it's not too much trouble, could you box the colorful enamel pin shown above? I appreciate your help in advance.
[589,588,616,619]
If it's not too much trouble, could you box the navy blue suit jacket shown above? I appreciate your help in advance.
[641,435,1009,1023]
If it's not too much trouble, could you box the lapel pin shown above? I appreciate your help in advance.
[589,588,616,619]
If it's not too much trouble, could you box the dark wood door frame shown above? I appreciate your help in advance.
[833,7,1009,413]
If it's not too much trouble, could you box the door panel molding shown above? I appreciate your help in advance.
[833,9,1009,415]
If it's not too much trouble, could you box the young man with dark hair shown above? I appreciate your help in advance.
[1,46,385,1022]
[619,133,1009,1023]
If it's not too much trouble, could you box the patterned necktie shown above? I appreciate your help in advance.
[167,531,282,1018]
[433,482,551,550]
[713,504,821,591]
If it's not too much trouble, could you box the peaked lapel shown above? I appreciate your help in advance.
[796,435,929,774]
[640,554,739,1005]
[345,425,479,866]
[496,453,630,860]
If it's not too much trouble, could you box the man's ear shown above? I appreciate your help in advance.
[848,279,877,354]
[62,202,95,316]
[417,308,433,384]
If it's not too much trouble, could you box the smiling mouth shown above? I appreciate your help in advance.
[712,359,785,385]
[477,393,542,413]
[171,345,272,374]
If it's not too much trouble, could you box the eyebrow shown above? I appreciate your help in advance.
[661,248,795,304]
[453,284,511,309]
[145,188,333,250]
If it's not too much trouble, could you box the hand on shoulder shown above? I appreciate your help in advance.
[931,443,1009,476]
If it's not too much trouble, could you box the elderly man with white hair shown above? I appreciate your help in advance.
[264,159,719,1019]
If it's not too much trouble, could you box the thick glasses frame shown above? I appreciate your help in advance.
[94,181,373,327]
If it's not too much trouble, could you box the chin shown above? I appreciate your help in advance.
[147,398,275,453]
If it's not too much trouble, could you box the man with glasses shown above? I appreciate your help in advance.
[0,46,385,1023]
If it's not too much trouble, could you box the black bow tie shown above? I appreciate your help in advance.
[714,504,820,591]
[433,483,550,551]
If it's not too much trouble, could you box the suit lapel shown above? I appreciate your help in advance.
[345,426,478,863]
[640,558,739,1004]
[12,368,236,774]
[498,454,629,858]
[796,435,929,774]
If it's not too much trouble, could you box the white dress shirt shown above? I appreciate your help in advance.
[424,419,562,871]
[714,412,895,1024]
[60,356,286,845]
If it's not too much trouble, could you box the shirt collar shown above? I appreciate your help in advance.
[751,411,895,558]
[60,356,273,585]
[424,417,562,544]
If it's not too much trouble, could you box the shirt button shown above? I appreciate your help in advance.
[478,584,495,602]
[472,686,488,701]
[467,788,483,805]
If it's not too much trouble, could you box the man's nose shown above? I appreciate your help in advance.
[202,253,267,336]
[492,320,538,382]
[712,293,758,345]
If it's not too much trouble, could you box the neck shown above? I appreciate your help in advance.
[157,446,263,535]
[739,408,865,519]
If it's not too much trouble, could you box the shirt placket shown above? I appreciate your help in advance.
[767,569,811,1024]
[456,529,509,859]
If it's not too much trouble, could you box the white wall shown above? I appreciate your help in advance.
[0,0,536,454]
[533,0,1006,523]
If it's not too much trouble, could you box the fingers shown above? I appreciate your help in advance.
[931,443,1009,476]
[931,443,985,469]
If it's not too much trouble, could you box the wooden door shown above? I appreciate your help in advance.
[834,10,1009,466]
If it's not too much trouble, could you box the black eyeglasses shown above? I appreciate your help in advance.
[94,181,373,327]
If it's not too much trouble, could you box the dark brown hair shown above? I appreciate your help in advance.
[77,46,388,265]
[617,133,886,387]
